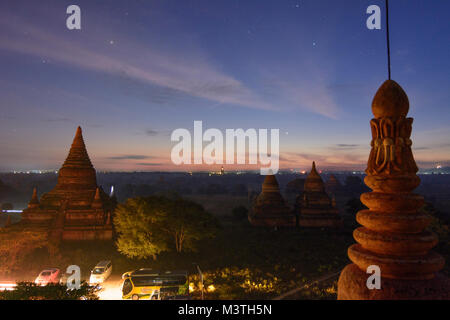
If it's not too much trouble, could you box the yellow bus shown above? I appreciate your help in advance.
[121,269,189,300]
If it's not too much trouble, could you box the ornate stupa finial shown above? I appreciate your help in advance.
[372,80,409,119]
[337,80,449,299]
[28,187,40,208]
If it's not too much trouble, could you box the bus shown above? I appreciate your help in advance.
[121,269,189,300]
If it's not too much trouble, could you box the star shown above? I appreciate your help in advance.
[109,40,115,45]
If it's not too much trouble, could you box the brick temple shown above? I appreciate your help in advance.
[296,162,342,228]
[249,174,295,227]
[21,127,114,242]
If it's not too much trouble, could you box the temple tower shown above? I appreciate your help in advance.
[296,162,342,228]
[249,174,295,227]
[338,80,449,299]
[21,127,114,241]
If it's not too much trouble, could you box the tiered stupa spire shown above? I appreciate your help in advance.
[92,187,103,209]
[28,187,40,208]
[337,80,449,299]
[304,161,325,192]
[56,126,97,190]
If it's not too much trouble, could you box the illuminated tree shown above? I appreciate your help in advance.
[114,196,218,259]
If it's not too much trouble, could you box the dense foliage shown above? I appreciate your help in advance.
[0,227,48,274]
[114,196,219,259]
[0,282,98,300]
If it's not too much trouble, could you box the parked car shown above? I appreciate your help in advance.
[89,261,112,284]
[35,268,60,286]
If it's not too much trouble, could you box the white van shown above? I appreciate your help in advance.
[89,260,112,284]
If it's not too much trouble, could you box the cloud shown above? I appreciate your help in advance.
[260,72,340,119]
[331,144,362,150]
[0,11,274,111]
[107,155,154,160]
[416,160,450,168]
[42,117,72,123]
[281,151,367,169]
[0,115,17,120]
[336,144,359,148]
[145,129,159,136]
[136,162,164,166]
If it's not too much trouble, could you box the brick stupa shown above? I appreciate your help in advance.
[337,80,450,299]
[21,127,114,242]
[249,174,295,227]
[297,162,342,228]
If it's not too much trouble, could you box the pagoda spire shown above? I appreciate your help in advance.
[92,187,103,209]
[311,161,317,173]
[304,161,324,192]
[56,126,97,189]
[63,126,94,168]
[28,187,40,208]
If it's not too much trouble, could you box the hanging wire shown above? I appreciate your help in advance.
[386,0,391,80]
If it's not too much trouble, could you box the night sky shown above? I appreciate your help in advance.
[0,0,449,172]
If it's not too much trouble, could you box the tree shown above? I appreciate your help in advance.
[0,228,48,274]
[113,197,170,260]
[114,196,219,259]
[163,197,219,253]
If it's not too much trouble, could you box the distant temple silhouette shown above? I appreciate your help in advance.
[249,163,342,228]
[249,174,295,227]
[21,127,114,242]
[296,162,342,228]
